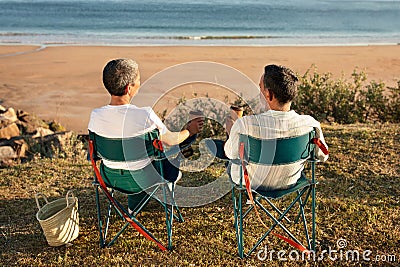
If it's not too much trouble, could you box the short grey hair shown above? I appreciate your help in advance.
[102,58,139,96]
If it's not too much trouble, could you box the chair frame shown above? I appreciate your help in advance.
[88,129,183,251]
[231,129,321,258]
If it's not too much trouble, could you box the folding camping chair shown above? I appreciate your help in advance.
[231,128,328,258]
[88,129,184,251]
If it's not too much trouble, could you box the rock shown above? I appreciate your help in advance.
[32,127,55,138]
[0,107,18,128]
[16,109,29,119]
[13,138,29,158]
[16,111,49,134]
[48,121,66,132]
[0,146,17,160]
[0,137,28,158]
[0,106,78,161]
[0,123,20,140]
[2,107,18,122]
[0,119,10,129]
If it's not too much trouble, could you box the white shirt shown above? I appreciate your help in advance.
[88,104,167,170]
[224,110,328,190]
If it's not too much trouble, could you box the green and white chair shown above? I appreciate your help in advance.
[88,129,183,251]
[231,128,328,258]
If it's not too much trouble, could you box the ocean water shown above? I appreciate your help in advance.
[0,0,399,46]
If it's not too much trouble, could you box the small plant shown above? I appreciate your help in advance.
[25,132,85,160]
[386,80,400,123]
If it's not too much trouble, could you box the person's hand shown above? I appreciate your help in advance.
[186,117,204,136]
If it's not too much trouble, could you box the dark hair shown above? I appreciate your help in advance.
[102,59,139,96]
[263,64,298,104]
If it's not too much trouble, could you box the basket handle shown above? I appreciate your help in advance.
[35,192,49,210]
[65,190,75,207]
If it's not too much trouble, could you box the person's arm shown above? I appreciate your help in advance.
[146,108,202,146]
[226,106,243,136]
[160,118,203,146]
[315,126,329,162]
[224,118,244,159]
[160,129,190,146]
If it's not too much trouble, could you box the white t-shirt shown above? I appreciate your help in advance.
[224,110,328,190]
[88,104,167,170]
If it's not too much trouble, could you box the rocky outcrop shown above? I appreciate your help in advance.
[0,105,76,166]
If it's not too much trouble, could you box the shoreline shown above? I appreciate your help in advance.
[1,44,399,133]
[2,31,400,47]
[1,41,399,49]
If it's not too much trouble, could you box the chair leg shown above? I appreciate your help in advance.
[311,161,317,252]
[94,181,171,249]
[231,187,238,255]
[294,188,312,224]
[243,195,290,224]
[172,204,184,223]
[106,191,134,247]
[131,189,157,217]
[265,198,292,224]
[168,183,184,223]
[153,183,184,223]
[311,183,316,251]
[95,185,126,248]
[94,184,106,248]
[248,191,307,256]
[297,190,311,250]
[232,186,244,258]
[162,184,173,250]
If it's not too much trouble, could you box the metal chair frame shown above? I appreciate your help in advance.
[89,129,183,250]
[232,129,319,258]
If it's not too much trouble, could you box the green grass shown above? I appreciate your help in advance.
[1,123,399,266]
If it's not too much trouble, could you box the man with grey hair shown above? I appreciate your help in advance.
[224,64,328,190]
[88,58,203,211]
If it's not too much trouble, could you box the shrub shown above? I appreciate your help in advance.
[293,66,400,124]
[386,81,400,123]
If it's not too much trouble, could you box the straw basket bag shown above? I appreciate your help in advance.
[35,190,79,246]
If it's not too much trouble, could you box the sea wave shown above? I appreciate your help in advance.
[0,32,49,37]
[140,35,274,40]
[0,31,398,46]
[0,32,275,40]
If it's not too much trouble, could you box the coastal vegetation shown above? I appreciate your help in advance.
[294,66,400,124]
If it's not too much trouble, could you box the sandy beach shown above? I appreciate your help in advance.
[0,45,399,133]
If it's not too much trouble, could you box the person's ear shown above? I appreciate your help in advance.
[124,84,129,95]
[268,89,274,101]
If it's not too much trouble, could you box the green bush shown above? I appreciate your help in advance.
[293,66,400,124]
[386,81,400,122]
